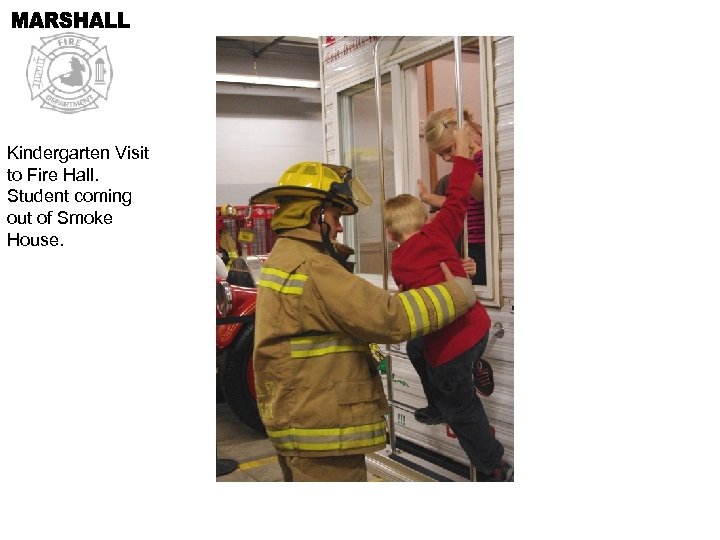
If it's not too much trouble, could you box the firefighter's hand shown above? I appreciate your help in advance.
[440,262,475,305]
[440,261,455,281]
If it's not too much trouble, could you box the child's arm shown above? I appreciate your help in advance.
[469,129,484,202]
[427,125,477,239]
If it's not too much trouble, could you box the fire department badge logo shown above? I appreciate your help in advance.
[26,33,113,114]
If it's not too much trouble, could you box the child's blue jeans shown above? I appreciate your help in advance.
[425,332,504,474]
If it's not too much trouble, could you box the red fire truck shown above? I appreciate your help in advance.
[215,204,276,434]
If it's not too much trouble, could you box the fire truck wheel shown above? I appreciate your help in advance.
[216,366,225,404]
[219,323,267,435]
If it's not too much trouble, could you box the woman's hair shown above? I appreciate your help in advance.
[384,194,428,241]
[424,108,482,150]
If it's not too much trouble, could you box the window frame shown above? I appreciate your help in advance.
[324,37,501,307]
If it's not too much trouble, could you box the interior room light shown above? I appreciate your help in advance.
[216,73,320,89]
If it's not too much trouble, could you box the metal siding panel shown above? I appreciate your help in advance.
[497,104,514,172]
[494,37,514,108]
[500,235,514,299]
[499,165,514,299]
[491,38,515,467]
[495,37,514,307]
[499,169,514,236]
[382,343,514,467]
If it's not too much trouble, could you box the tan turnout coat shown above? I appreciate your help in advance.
[253,227,474,457]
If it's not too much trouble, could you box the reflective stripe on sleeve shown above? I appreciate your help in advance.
[268,421,387,451]
[290,334,367,358]
[397,289,430,338]
[258,267,308,295]
[398,284,455,337]
[426,284,454,325]
[397,292,418,338]
[424,285,446,326]
[409,289,430,330]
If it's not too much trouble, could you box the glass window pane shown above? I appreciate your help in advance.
[340,79,394,275]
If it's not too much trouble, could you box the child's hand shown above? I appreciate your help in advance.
[470,128,483,155]
[460,257,477,278]
[440,262,475,305]
[454,124,474,159]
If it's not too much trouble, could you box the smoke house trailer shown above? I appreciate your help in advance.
[320,36,514,477]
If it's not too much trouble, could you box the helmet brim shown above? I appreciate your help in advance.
[250,185,358,215]
[347,175,373,208]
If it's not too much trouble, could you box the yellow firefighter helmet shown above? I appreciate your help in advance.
[250,162,372,216]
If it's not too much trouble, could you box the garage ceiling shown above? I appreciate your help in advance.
[216,36,321,90]
[216,36,319,59]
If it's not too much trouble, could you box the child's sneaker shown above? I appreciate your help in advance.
[414,406,443,425]
[476,461,513,482]
[473,357,495,397]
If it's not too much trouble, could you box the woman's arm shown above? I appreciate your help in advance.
[470,172,484,202]
[417,178,446,208]
[426,173,482,204]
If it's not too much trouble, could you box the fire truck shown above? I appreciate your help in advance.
[215,204,276,434]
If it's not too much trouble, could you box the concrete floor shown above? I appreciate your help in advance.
[216,403,387,481]
[216,403,284,481]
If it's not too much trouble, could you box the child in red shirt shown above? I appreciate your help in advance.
[384,124,509,480]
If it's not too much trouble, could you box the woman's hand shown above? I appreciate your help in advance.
[417,178,430,203]
[418,178,448,210]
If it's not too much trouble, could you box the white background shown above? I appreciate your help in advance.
[2,2,720,539]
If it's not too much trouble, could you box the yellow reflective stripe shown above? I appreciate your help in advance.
[237,455,277,471]
[273,436,386,451]
[268,421,387,451]
[398,290,430,337]
[291,345,367,358]
[270,423,383,438]
[399,285,456,337]
[261,267,309,281]
[291,334,356,346]
[434,284,455,320]
[409,289,430,331]
[258,279,303,294]
[424,285,445,326]
[258,267,308,295]
[397,292,418,338]
[290,334,366,358]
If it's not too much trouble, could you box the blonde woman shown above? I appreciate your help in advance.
[420,107,486,286]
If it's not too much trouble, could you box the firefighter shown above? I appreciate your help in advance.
[249,162,478,481]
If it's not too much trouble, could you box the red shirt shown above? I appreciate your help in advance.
[390,157,491,366]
